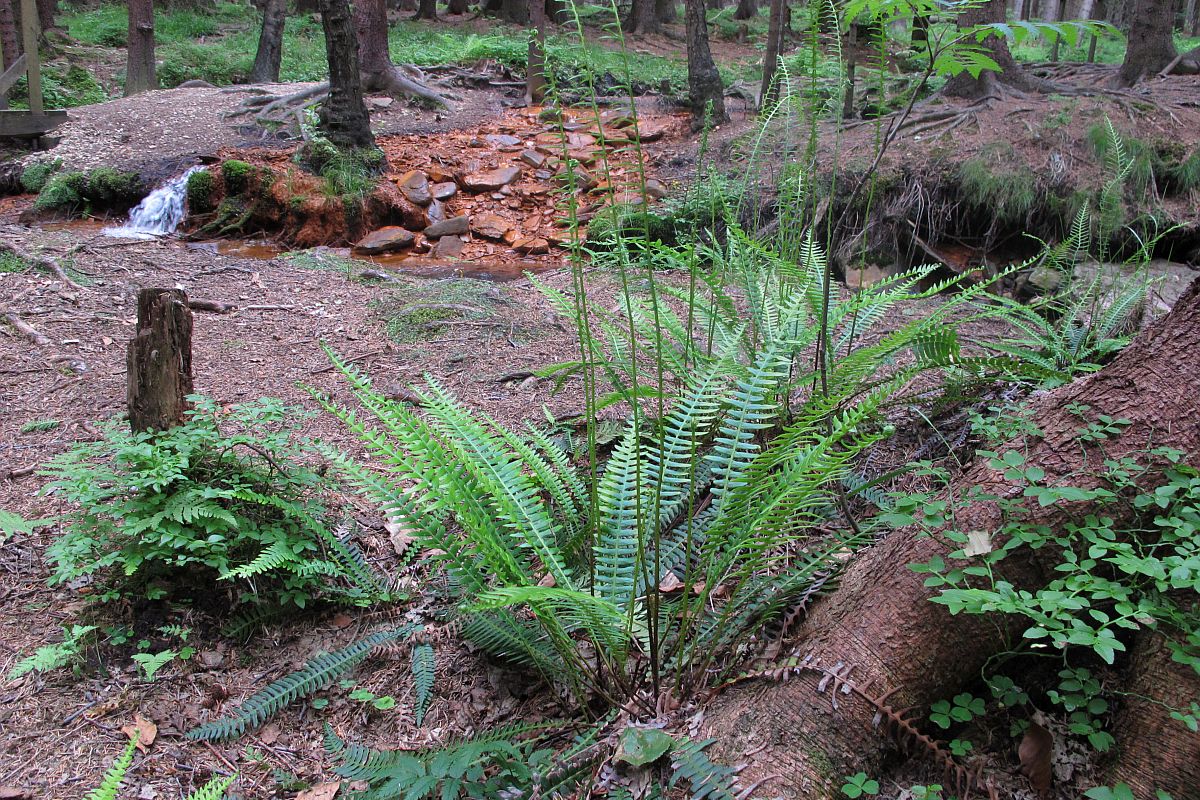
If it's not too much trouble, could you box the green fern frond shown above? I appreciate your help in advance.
[186,626,415,741]
[184,773,237,800]
[411,643,435,726]
[86,736,138,800]
[669,737,738,800]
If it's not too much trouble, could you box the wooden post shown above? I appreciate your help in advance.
[19,0,40,114]
[526,0,547,105]
[126,288,194,433]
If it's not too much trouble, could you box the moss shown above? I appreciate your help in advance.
[186,169,215,213]
[957,150,1037,228]
[34,171,88,213]
[85,168,142,205]
[20,159,62,193]
[0,251,28,273]
[221,159,255,194]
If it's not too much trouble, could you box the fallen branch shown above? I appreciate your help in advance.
[188,299,235,314]
[2,310,51,345]
[0,239,81,287]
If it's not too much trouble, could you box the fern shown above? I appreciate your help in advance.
[411,643,435,726]
[186,625,414,741]
[86,736,138,800]
[184,774,237,800]
[669,737,739,800]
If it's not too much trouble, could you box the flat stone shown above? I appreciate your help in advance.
[426,199,445,223]
[567,132,596,148]
[567,148,600,166]
[352,226,415,255]
[485,133,523,148]
[462,165,521,193]
[427,167,455,183]
[431,181,457,200]
[397,170,431,205]
[434,235,465,258]
[558,166,597,192]
[537,106,563,123]
[366,95,394,110]
[513,236,549,255]
[471,213,513,240]
[636,120,669,142]
[519,149,548,169]
[600,109,636,129]
[533,169,554,181]
[424,215,471,238]
[645,178,669,199]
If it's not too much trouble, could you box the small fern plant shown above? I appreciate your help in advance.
[42,395,387,608]
[86,735,236,800]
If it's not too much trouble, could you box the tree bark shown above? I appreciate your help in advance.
[250,0,287,83]
[34,0,51,31]
[125,0,156,96]
[627,0,661,34]
[447,0,468,13]
[1110,632,1200,800]
[733,0,756,20]
[705,278,1200,798]
[943,0,1049,98]
[415,0,437,21]
[685,0,726,125]
[759,0,783,107]
[1115,0,1179,85]
[526,0,546,104]
[127,288,194,434]
[0,1,20,69]
[500,0,528,23]
[656,0,676,23]
[318,0,375,149]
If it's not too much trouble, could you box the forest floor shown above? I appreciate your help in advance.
[0,49,1198,800]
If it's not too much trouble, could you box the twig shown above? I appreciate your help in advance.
[188,299,235,313]
[2,311,51,346]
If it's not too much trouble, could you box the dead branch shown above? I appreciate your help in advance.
[2,311,51,346]
[0,239,81,287]
[188,299,235,314]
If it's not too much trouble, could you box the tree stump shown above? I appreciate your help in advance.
[126,288,194,433]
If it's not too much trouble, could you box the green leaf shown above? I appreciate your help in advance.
[615,726,674,767]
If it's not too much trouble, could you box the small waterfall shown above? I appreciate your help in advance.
[106,166,203,239]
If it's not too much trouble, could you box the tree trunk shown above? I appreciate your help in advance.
[250,0,287,83]
[547,0,570,24]
[656,0,676,23]
[0,1,20,69]
[1115,0,1179,84]
[759,0,783,107]
[705,278,1200,798]
[126,289,194,434]
[733,0,756,20]
[526,0,546,104]
[943,0,1049,98]
[415,0,437,21]
[318,0,375,149]
[125,0,156,96]
[34,0,51,31]
[1110,632,1200,800]
[685,0,726,124]
[355,0,392,76]
[627,0,661,34]
[447,0,468,13]
[500,0,528,23]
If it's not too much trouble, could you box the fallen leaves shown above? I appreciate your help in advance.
[120,714,158,752]
[1019,720,1054,798]
[296,781,340,800]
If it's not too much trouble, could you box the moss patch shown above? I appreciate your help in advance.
[186,169,215,213]
[221,159,255,194]
[33,168,144,216]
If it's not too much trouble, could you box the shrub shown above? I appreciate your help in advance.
[42,396,387,609]
[186,169,215,213]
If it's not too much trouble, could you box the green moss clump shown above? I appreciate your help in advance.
[86,168,142,205]
[221,159,254,194]
[34,171,88,213]
[186,169,215,213]
[21,159,62,193]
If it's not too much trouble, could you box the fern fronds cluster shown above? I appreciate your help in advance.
[42,395,388,609]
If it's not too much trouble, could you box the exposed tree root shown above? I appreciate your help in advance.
[226,67,455,131]
[0,237,81,287]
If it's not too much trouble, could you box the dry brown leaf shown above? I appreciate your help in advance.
[537,572,556,587]
[330,613,353,630]
[121,714,157,752]
[1019,721,1054,798]
[297,781,340,800]
[258,723,280,745]
[658,572,683,593]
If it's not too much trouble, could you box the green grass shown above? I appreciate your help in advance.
[373,277,501,343]
[0,251,29,273]
[958,146,1038,227]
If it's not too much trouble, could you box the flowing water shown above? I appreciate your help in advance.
[105,166,203,239]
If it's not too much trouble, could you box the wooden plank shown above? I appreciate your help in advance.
[0,109,68,137]
[19,0,40,114]
[0,53,28,99]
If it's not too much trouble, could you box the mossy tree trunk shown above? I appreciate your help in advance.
[250,0,287,83]
[125,0,157,96]
[127,289,194,433]
[705,278,1200,798]
[318,0,375,150]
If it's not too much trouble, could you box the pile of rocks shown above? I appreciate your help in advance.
[352,107,678,264]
